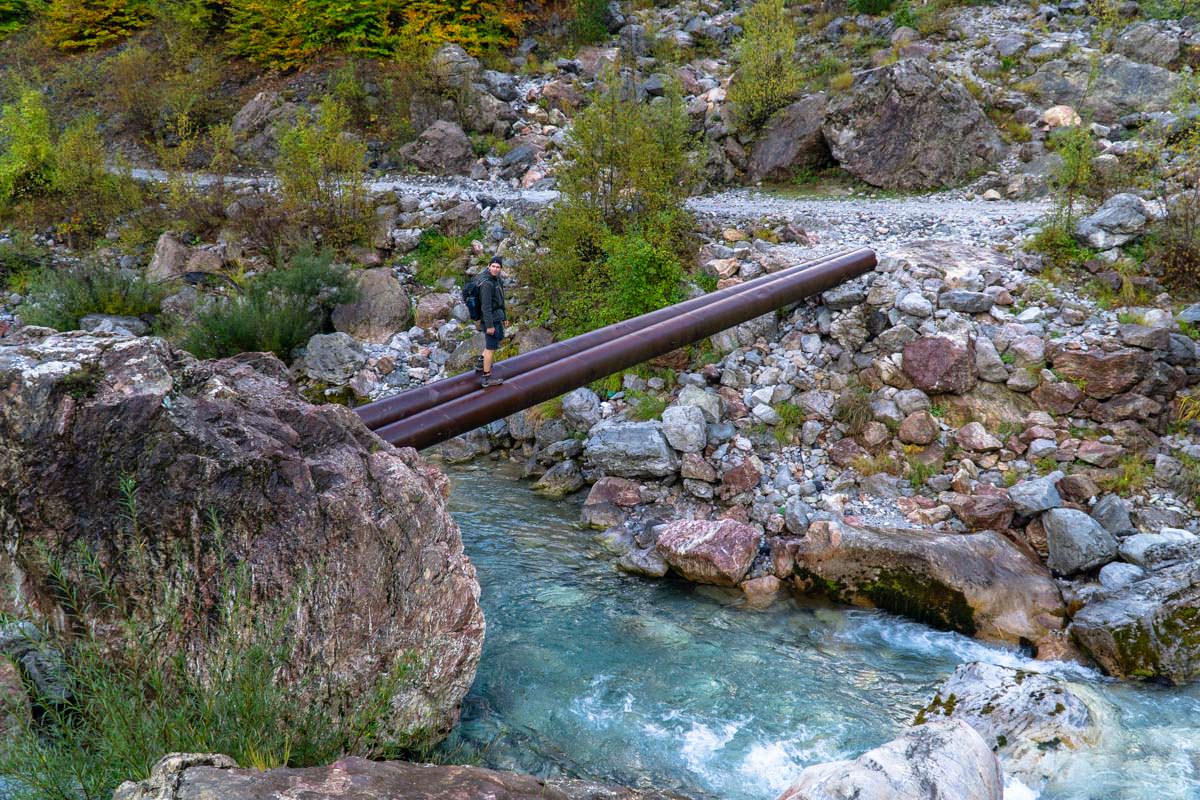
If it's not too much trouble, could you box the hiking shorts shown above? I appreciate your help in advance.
[484,322,505,350]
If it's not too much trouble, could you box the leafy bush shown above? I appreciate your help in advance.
[528,75,695,336]
[849,0,895,15]
[0,90,142,243]
[180,249,358,361]
[1046,124,1096,223]
[42,0,152,50]
[727,0,803,132]
[0,503,414,800]
[0,0,32,35]
[18,262,168,331]
[1027,223,1093,270]
[409,226,479,286]
[570,0,609,43]
[275,98,370,249]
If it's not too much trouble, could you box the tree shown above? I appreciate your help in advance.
[728,0,804,132]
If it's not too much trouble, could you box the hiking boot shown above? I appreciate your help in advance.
[480,373,505,388]
[473,355,485,374]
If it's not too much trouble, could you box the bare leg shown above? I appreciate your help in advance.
[482,348,495,373]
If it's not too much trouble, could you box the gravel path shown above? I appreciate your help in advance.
[130,167,1054,246]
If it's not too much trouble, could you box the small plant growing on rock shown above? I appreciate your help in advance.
[1099,453,1154,494]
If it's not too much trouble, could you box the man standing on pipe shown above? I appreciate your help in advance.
[479,255,507,387]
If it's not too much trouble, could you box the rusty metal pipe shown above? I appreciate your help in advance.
[373,248,875,450]
[354,248,861,430]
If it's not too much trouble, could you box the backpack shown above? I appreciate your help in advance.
[462,278,483,321]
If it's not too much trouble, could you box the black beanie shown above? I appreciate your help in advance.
[489,255,503,267]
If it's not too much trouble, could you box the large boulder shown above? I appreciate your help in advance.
[147,232,192,282]
[0,331,484,745]
[821,60,1004,189]
[300,331,367,384]
[1075,193,1157,249]
[115,754,685,800]
[777,720,1002,800]
[1042,508,1119,576]
[1070,561,1200,684]
[332,268,413,343]
[655,519,761,586]
[1115,22,1181,67]
[917,662,1100,783]
[398,121,475,176]
[584,421,680,478]
[901,336,977,394]
[1025,53,1180,123]
[430,44,480,90]
[1048,346,1153,400]
[781,520,1065,646]
[746,94,832,183]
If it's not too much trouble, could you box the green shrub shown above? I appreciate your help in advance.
[42,0,152,50]
[603,232,685,327]
[626,389,668,421]
[727,0,803,132]
[275,97,370,249]
[409,226,480,286]
[18,262,168,331]
[1046,124,1096,224]
[0,0,32,35]
[849,0,895,14]
[0,88,55,207]
[0,506,415,799]
[570,0,609,43]
[180,249,358,361]
[1027,223,1093,270]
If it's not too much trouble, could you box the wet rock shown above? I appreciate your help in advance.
[822,60,1004,189]
[1075,193,1156,249]
[398,121,474,175]
[580,476,642,529]
[1070,561,1200,684]
[114,755,683,800]
[902,336,976,394]
[777,720,1002,800]
[584,421,679,478]
[1042,508,1119,575]
[661,405,707,453]
[0,333,483,745]
[785,520,1065,644]
[533,459,585,499]
[918,662,1099,783]
[655,519,761,586]
[747,94,831,183]
[332,268,413,343]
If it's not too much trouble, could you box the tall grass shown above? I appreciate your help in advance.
[0,483,414,800]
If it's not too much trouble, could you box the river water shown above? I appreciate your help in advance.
[439,463,1200,800]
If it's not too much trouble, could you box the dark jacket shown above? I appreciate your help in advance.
[479,271,507,328]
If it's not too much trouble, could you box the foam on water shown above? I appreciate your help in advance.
[441,465,1200,800]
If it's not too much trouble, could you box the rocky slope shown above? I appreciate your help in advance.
[0,328,485,744]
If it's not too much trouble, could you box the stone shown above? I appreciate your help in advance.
[974,337,1009,383]
[1049,347,1152,399]
[0,332,483,745]
[1075,193,1156,249]
[1041,104,1082,128]
[1076,440,1123,467]
[784,497,812,534]
[1007,472,1063,516]
[398,121,474,175]
[414,292,457,329]
[661,405,707,453]
[822,60,1004,189]
[533,459,585,499]
[1091,494,1133,535]
[901,336,976,394]
[332,268,413,344]
[584,421,679,478]
[439,202,482,237]
[747,94,832,183]
[919,662,1099,783]
[676,384,722,423]
[721,459,763,498]
[147,232,191,282]
[894,388,931,415]
[785,520,1065,644]
[1031,380,1083,415]
[898,411,938,445]
[955,422,1002,452]
[938,290,993,314]
[114,755,681,800]
[655,519,761,586]
[561,387,601,431]
[1070,561,1200,684]
[1042,508,1119,575]
[1115,22,1181,68]
[897,292,934,318]
[301,332,367,384]
[777,720,1002,800]
[1099,561,1146,590]
[430,44,480,89]
[1118,323,1170,351]
[1025,53,1180,123]
[79,314,149,336]
[230,91,300,162]
[1118,529,1200,570]
[680,452,717,482]
[946,494,1014,531]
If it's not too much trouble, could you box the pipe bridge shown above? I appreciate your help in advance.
[355,247,876,450]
